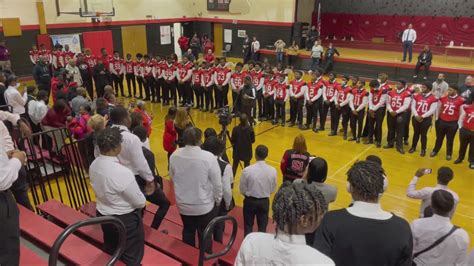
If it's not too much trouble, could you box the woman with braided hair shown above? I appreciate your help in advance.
[235,181,334,265]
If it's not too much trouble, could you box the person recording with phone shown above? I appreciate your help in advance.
[406,166,459,218]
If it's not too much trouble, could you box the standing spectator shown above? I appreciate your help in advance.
[459,75,473,104]
[204,38,215,54]
[406,167,459,218]
[231,114,255,175]
[27,90,48,133]
[274,39,286,63]
[133,100,153,137]
[77,53,93,99]
[178,35,189,55]
[169,127,222,250]
[314,160,413,266]
[32,56,52,98]
[242,35,251,63]
[323,43,340,73]
[455,99,474,168]
[310,40,323,70]
[89,127,146,265]
[413,45,433,80]
[174,107,192,148]
[411,190,470,265]
[0,40,11,71]
[189,33,201,60]
[251,36,260,62]
[110,51,125,97]
[287,40,299,67]
[4,75,27,116]
[280,135,310,183]
[305,25,319,50]
[236,182,333,265]
[432,73,448,98]
[65,59,82,87]
[93,58,109,98]
[239,145,277,236]
[401,23,417,62]
[240,76,256,125]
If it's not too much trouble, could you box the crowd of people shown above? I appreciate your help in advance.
[0,31,473,265]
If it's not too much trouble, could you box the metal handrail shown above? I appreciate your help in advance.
[198,215,238,266]
[48,216,126,266]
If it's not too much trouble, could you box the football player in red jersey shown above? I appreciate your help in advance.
[39,44,52,64]
[177,55,194,106]
[142,54,154,101]
[124,53,136,98]
[109,51,125,97]
[250,62,265,119]
[201,62,215,112]
[262,70,276,121]
[230,62,246,113]
[192,62,204,110]
[454,96,474,168]
[61,44,76,67]
[29,45,40,65]
[163,56,178,106]
[213,57,231,109]
[431,84,465,160]
[289,70,308,130]
[321,72,337,131]
[305,70,324,132]
[366,79,388,147]
[384,79,412,154]
[409,82,438,156]
[332,75,351,138]
[348,79,369,143]
[134,53,145,99]
[273,74,289,126]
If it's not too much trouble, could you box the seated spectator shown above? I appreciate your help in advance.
[280,134,310,182]
[204,49,215,64]
[313,160,413,266]
[413,45,432,80]
[236,181,334,265]
[50,70,65,104]
[104,92,117,109]
[95,98,109,117]
[27,89,48,133]
[68,105,92,140]
[204,127,218,140]
[411,190,470,265]
[201,136,233,243]
[71,87,91,116]
[132,125,170,230]
[239,145,277,236]
[130,112,150,150]
[4,75,27,116]
[133,100,152,137]
[163,107,177,164]
[406,167,459,218]
[41,99,72,151]
[89,127,146,265]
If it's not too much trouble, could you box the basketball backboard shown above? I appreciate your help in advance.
[55,0,115,17]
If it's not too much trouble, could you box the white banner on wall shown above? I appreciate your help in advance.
[51,34,82,53]
[160,25,172,45]
[224,29,232,43]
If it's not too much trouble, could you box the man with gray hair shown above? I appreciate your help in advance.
[169,127,222,251]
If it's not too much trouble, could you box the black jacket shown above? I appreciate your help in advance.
[33,63,52,85]
[417,50,433,64]
[231,124,255,161]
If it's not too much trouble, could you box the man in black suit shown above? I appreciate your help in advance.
[413,45,433,80]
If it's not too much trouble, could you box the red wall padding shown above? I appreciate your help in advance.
[321,13,474,46]
[82,30,114,56]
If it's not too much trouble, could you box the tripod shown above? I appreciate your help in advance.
[185,106,196,127]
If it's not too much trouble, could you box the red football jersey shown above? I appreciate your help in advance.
[352,88,368,107]
[62,51,75,64]
[85,55,96,68]
[193,69,203,85]
[461,104,474,130]
[324,80,338,101]
[274,82,288,100]
[124,60,135,74]
[29,50,40,63]
[388,89,412,112]
[39,49,51,63]
[263,77,276,96]
[370,87,388,106]
[290,79,306,98]
[202,68,214,86]
[164,63,177,81]
[251,70,264,88]
[215,66,231,85]
[51,50,62,67]
[413,93,438,116]
[337,85,352,104]
[231,71,246,91]
[439,95,465,122]
[110,57,124,74]
[143,61,154,77]
[178,62,193,80]
[307,78,324,101]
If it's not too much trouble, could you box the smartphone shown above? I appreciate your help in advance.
[424,168,432,175]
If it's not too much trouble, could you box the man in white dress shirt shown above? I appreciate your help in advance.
[251,36,260,62]
[401,23,417,62]
[169,127,222,251]
[406,166,459,218]
[89,127,146,265]
[411,190,469,265]
[4,75,27,116]
[239,145,277,236]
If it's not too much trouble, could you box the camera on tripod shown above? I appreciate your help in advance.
[217,106,233,127]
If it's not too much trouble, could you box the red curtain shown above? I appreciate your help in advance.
[321,13,474,46]
[82,30,114,56]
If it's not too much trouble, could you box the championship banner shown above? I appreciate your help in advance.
[51,34,82,53]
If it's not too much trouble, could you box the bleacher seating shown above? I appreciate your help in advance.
[20,244,47,265]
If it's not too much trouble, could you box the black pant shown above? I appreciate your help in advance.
[458,128,474,162]
[204,86,214,110]
[193,85,204,108]
[144,76,154,100]
[433,120,458,156]
[232,159,250,176]
[232,90,240,112]
[403,41,413,61]
[290,97,304,124]
[180,208,216,253]
[411,117,432,150]
[179,81,193,105]
[213,201,229,243]
[321,101,336,131]
[263,96,275,119]
[367,107,386,142]
[333,105,350,135]
[243,197,269,236]
[165,81,177,105]
[415,62,431,77]
[256,90,264,118]
[112,74,124,96]
[274,100,286,122]
[350,109,366,139]
[98,209,144,266]
[136,77,144,98]
[153,78,162,101]
[405,109,412,142]
[215,85,229,108]
[306,98,322,128]
[0,191,20,266]
[11,167,33,210]
[387,112,408,148]
[135,176,170,230]
[125,73,136,97]
[324,59,334,73]
[83,75,94,99]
